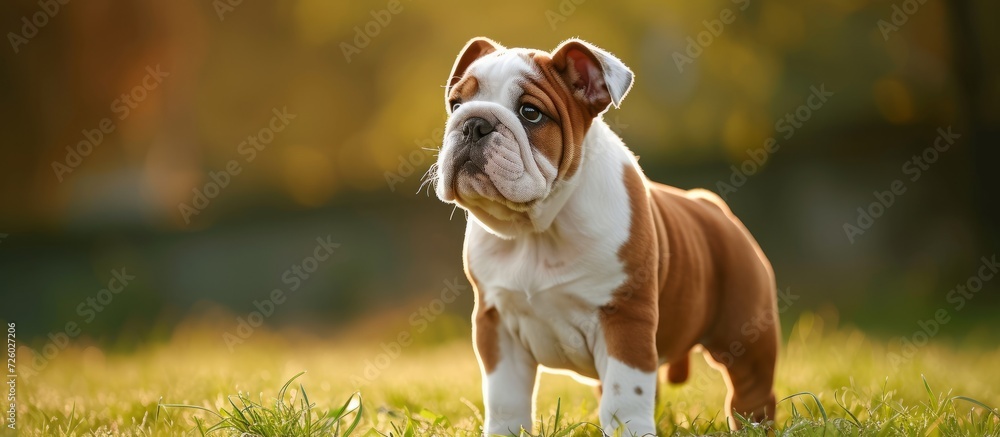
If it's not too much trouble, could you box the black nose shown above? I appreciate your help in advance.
[462,117,495,143]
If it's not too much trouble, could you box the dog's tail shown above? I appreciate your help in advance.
[666,353,690,384]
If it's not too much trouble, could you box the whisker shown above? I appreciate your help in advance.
[419,163,438,183]
[417,177,435,196]
[416,161,440,196]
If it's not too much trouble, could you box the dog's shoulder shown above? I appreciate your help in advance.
[644,181,755,250]
[683,188,732,213]
[646,183,732,220]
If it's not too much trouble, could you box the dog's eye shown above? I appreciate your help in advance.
[451,101,461,112]
[519,104,543,123]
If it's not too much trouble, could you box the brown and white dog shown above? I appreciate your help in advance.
[432,37,779,436]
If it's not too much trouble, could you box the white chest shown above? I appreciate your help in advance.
[466,191,633,376]
[469,231,627,378]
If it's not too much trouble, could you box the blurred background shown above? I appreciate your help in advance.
[1,0,998,354]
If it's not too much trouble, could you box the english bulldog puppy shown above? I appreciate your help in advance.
[432,37,779,436]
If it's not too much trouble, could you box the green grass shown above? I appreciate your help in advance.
[8,312,1000,436]
[159,372,363,436]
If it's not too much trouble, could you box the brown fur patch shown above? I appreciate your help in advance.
[475,306,500,374]
[467,270,500,374]
[549,41,615,117]
[599,163,659,372]
[447,38,499,98]
[448,76,479,104]
[643,181,779,427]
[522,53,592,180]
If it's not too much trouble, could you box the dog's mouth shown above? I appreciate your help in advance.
[452,143,486,178]
[453,166,534,213]
[444,139,536,214]
[438,141,478,198]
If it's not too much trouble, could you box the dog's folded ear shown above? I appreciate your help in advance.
[551,39,634,117]
[446,37,504,104]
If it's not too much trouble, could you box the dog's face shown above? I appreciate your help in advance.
[433,38,633,237]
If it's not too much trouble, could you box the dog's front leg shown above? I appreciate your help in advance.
[598,357,658,436]
[476,307,538,436]
[596,314,659,436]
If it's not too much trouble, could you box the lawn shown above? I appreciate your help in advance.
[9,313,1000,436]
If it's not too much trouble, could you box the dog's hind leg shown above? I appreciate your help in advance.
[666,353,689,384]
[703,332,777,430]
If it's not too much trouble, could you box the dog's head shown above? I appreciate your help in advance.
[433,37,633,237]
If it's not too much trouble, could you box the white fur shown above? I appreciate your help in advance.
[483,321,538,435]
[468,49,535,103]
[596,55,633,109]
[598,356,659,436]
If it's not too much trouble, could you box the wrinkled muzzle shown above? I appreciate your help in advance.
[435,101,555,212]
